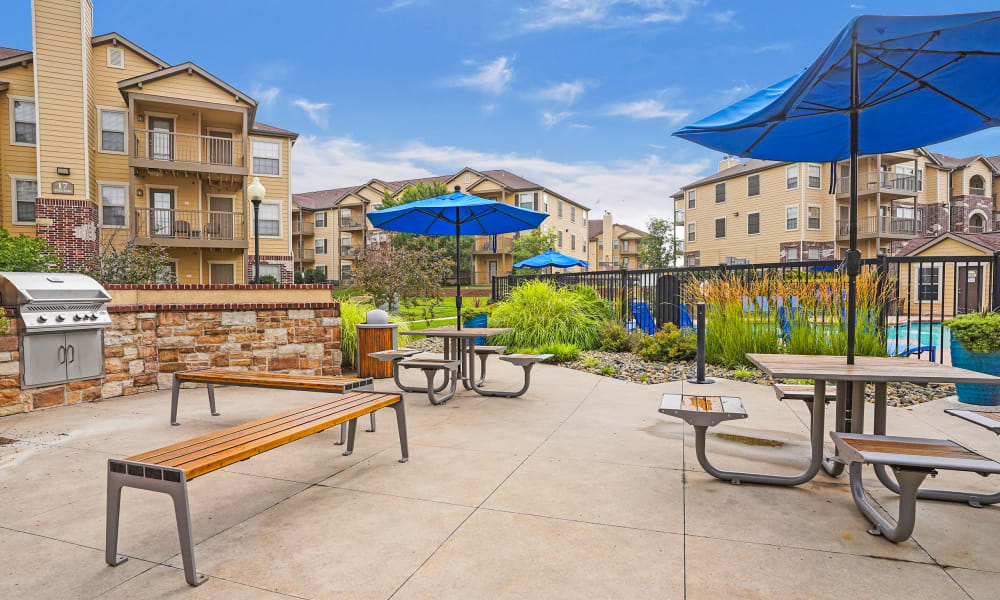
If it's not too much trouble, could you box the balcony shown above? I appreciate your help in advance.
[836,216,921,241]
[131,130,247,176]
[674,210,685,225]
[295,247,315,262]
[340,245,362,258]
[472,237,513,254]
[837,171,917,198]
[970,187,987,197]
[339,217,364,231]
[293,221,314,236]
[133,208,247,248]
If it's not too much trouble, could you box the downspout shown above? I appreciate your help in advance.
[799,163,805,257]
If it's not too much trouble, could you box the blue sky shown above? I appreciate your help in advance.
[2,0,999,225]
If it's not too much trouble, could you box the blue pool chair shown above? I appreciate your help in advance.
[629,301,658,335]
[679,304,694,330]
[888,341,936,362]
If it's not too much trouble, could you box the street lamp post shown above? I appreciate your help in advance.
[247,177,266,283]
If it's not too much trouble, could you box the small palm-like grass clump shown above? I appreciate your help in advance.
[338,300,411,368]
[599,364,616,376]
[490,280,615,350]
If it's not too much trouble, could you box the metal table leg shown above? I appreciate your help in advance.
[822,380,847,477]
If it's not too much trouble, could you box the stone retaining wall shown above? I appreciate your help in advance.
[0,302,341,417]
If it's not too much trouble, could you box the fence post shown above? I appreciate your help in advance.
[656,274,680,329]
[619,265,628,322]
[992,251,1000,312]
[687,302,714,384]
[876,252,889,335]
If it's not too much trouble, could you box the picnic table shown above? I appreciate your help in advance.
[747,353,1000,502]
[405,326,511,395]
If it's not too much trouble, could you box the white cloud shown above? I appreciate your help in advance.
[753,42,792,53]
[483,104,498,115]
[721,82,752,103]
[251,84,280,107]
[291,136,706,226]
[520,0,700,32]
[533,80,588,105]
[380,0,416,11]
[605,99,690,123]
[292,99,330,128]
[569,123,593,129]
[449,57,514,95]
[542,111,573,129]
[707,9,738,28]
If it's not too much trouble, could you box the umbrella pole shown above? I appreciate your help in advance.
[846,30,860,365]
[455,213,462,330]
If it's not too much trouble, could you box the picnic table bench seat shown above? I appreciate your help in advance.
[831,432,1000,542]
[471,353,552,398]
[106,392,406,586]
[472,345,506,385]
[945,409,1000,435]
[773,383,837,403]
[368,348,438,395]
[399,358,460,405]
[169,368,375,445]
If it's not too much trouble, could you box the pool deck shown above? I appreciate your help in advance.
[1,357,999,599]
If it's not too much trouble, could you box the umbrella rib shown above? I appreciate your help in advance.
[861,50,991,122]
[861,14,1000,47]
[799,100,843,111]
[743,122,779,153]
[872,47,1000,57]
[864,54,963,108]
[860,32,937,106]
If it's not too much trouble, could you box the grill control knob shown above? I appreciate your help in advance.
[91,313,99,319]
[73,315,82,321]
[37,315,47,323]
[55,315,65,322]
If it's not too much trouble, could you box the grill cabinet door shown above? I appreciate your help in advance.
[22,333,68,387]
[64,330,104,382]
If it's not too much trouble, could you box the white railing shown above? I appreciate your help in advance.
[838,171,916,195]
[133,130,245,167]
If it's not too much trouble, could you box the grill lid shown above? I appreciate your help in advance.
[0,272,112,305]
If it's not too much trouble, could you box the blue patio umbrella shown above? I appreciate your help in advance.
[514,249,589,269]
[367,187,548,328]
[673,11,1000,363]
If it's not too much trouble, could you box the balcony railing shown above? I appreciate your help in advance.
[472,237,513,254]
[836,216,921,239]
[674,210,685,224]
[994,211,1000,231]
[339,217,364,230]
[970,187,986,197]
[134,208,246,243]
[295,247,315,262]
[837,171,917,196]
[293,221,314,236]
[133,130,245,168]
[340,244,362,258]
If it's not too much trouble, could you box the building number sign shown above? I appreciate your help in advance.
[51,180,74,195]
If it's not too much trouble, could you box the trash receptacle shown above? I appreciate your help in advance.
[357,309,397,379]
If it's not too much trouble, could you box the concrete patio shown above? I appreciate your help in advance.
[1,356,999,599]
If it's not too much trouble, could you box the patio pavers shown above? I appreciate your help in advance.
[0,356,996,598]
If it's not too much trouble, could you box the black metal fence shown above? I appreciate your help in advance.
[491,252,1000,364]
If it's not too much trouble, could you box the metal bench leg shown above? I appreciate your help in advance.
[473,364,535,398]
[822,381,848,477]
[392,400,409,463]
[693,379,826,486]
[342,418,358,456]
[170,376,182,426]
[170,482,206,586]
[393,360,432,394]
[367,412,376,433]
[477,353,489,386]
[849,462,930,543]
[336,423,346,445]
[206,383,220,417]
[424,369,457,405]
[105,475,127,568]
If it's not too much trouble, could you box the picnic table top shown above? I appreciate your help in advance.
[747,353,1000,385]
[406,326,512,338]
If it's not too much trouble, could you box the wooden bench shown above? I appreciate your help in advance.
[472,345,506,385]
[106,391,406,586]
[472,353,552,398]
[945,409,1000,435]
[399,358,460,405]
[170,368,375,445]
[831,432,1000,542]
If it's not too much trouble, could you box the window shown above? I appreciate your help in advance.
[786,205,799,230]
[464,173,471,184]
[257,203,280,236]
[622,240,630,252]
[714,217,726,239]
[12,176,37,223]
[808,247,820,261]
[747,211,760,235]
[896,205,914,220]
[558,231,563,247]
[315,265,327,277]
[917,168,923,191]
[251,139,281,176]
[558,200,563,217]
[571,234,576,250]
[598,240,603,250]
[543,195,549,213]
[808,164,821,189]
[315,211,327,227]
[99,183,127,227]
[613,239,620,250]
[11,98,36,145]
[786,164,798,190]
[158,262,177,284]
[747,174,760,197]
[687,222,696,242]
[787,246,799,261]
[259,264,282,281]
[807,205,821,230]
[687,189,696,209]
[622,257,629,268]
[315,239,327,254]
[517,193,534,210]
[570,206,576,222]
[99,109,126,153]
[969,174,986,196]
[107,46,124,69]
[715,182,726,203]
[916,265,941,301]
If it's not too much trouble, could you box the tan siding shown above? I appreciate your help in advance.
[0,62,38,233]
[134,74,251,107]
[249,136,290,256]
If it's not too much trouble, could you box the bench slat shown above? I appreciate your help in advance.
[175,368,371,392]
[945,409,1000,434]
[129,392,400,479]
[774,383,836,401]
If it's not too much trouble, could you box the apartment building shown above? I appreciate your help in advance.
[587,214,647,270]
[292,168,590,284]
[0,0,297,284]
[673,150,1000,266]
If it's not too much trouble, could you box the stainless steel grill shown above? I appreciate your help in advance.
[0,272,113,388]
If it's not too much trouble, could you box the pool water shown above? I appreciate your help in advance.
[886,323,951,350]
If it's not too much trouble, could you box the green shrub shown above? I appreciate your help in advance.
[599,365,616,376]
[460,305,491,322]
[583,356,599,369]
[597,321,630,352]
[946,312,1000,353]
[732,366,756,381]
[337,301,375,369]
[627,330,646,353]
[257,275,279,285]
[489,281,614,350]
[539,342,581,363]
[636,324,696,362]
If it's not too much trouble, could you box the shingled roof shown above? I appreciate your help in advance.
[0,47,29,61]
[679,158,786,190]
[588,220,647,239]
[293,186,362,210]
[898,232,1000,256]
[250,122,298,139]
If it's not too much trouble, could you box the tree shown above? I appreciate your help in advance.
[0,229,60,272]
[511,229,558,274]
[639,217,681,269]
[81,238,173,284]
[352,243,453,309]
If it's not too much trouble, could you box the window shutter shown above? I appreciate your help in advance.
[533,192,539,211]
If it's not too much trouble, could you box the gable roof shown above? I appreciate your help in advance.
[250,121,298,139]
[680,158,786,191]
[118,62,257,120]
[588,220,646,240]
[898,232,1000,256]
[91,33,169,69]
[988,155,1000,172]
[0,47,29,61]
[293,186,361,210]
[0,46,32,69]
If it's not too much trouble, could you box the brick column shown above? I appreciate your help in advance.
[247,255,294,283]
[34,198,99,271]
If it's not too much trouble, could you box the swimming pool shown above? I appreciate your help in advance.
[886,322,951,350]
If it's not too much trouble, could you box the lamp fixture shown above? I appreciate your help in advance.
[56,167,70,176]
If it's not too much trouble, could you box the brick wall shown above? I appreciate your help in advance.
[684,250,700,267]
[779,241,835,262]
[0,302,341,417]
[247,255,294,284]
[35,198,99,270]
